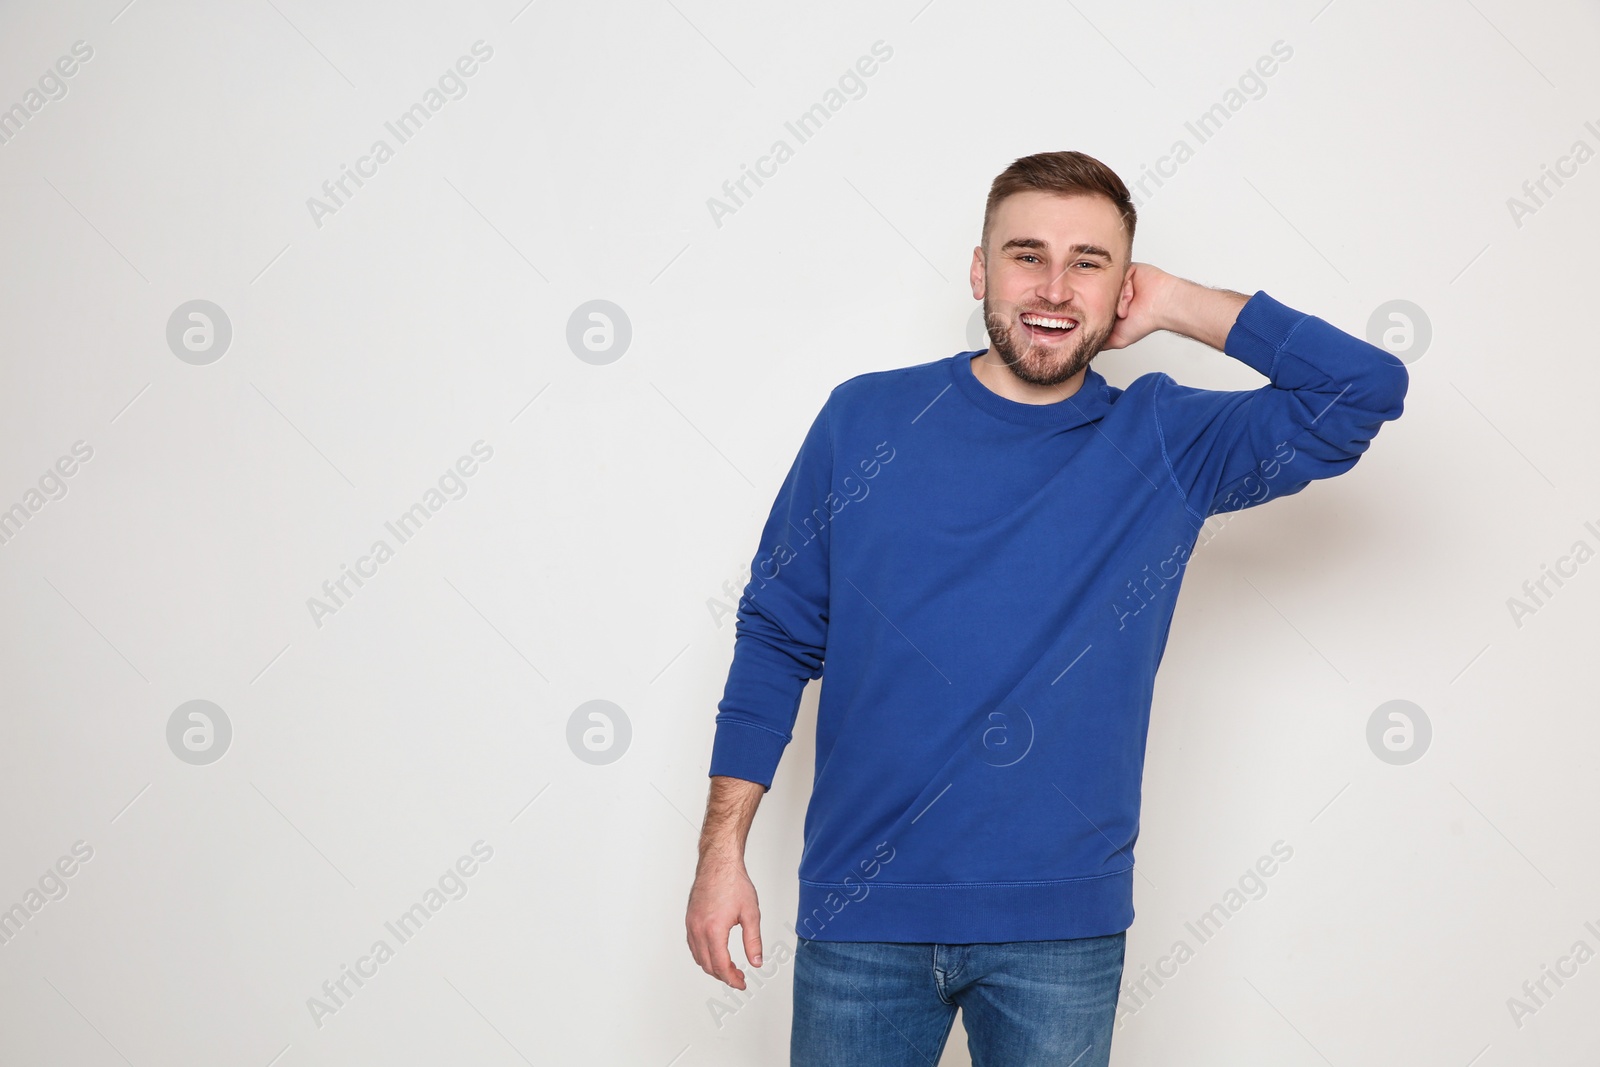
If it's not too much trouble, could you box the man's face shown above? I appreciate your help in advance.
[969,190,1131,388]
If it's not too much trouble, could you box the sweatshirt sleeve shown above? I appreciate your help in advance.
[708,397,834,790]
[1153,290,1409,519]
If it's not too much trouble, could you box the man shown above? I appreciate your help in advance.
[686,150,1408,1066]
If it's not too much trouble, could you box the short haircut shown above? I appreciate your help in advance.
[981,150,1137,256]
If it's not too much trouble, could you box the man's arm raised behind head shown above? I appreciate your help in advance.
[1153,286,1409,519]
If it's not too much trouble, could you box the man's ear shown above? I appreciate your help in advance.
[1117,268,1135,317]
[969,246,985,299]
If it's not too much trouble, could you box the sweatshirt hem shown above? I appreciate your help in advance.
[793,866,1135,943]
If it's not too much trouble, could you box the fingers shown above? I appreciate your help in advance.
[741,903,764,968]
[687,916,747,990]
[709,926,745,988]
[686,869,762,990]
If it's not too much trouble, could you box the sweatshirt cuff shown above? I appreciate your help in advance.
[1223,290,1307,379]
[708,720,790,790]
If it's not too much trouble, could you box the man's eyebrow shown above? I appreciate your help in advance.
[997,238,1113,260]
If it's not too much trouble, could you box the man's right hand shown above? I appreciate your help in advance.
[687,774,768,989]
[686,858,763,990]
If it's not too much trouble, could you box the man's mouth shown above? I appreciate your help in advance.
[1018,311,1078,342]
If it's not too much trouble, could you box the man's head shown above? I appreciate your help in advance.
[971,151,1137,389]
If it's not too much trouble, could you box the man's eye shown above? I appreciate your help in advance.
[1018,254,1041,263]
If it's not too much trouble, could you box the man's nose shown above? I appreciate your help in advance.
[1037,265,1074,308]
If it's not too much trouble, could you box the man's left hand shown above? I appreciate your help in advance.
[1102,262,1179,351]
[1104,264,1250,353]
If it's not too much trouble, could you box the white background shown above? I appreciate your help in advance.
[0,0,1595,1064]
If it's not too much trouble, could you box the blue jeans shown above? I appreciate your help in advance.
[791,933,1125,1066]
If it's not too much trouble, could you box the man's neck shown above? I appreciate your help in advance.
[969,353,1088,406]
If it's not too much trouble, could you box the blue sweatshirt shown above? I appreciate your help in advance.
[709,291,1408,944]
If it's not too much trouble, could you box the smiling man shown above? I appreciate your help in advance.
[686,150,1409,1066]
[976,197,1124,392]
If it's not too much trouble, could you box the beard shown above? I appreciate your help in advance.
[982,295,1112,388]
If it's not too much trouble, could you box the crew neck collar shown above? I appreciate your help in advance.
[950,350,1113,428]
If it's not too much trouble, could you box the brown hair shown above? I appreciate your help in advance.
[981,151,1136,256]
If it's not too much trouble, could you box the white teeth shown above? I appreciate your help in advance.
[1021,313,1075,330]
